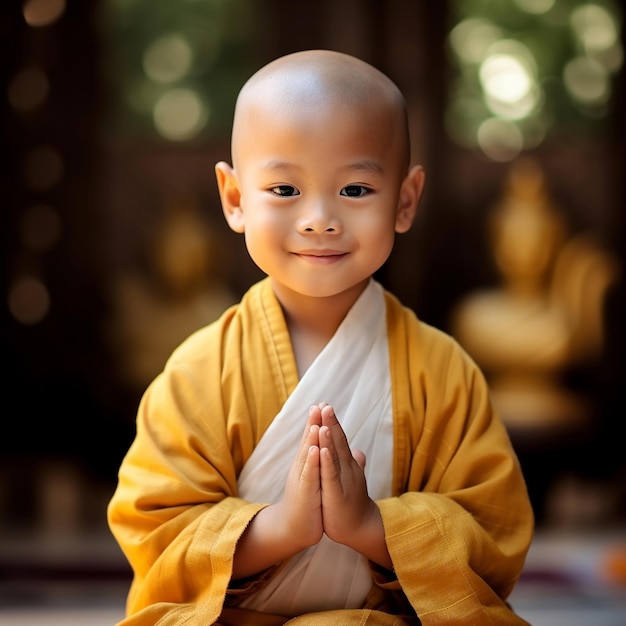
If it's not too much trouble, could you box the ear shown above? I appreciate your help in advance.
[215,161,245,233]
[395,165,425,234]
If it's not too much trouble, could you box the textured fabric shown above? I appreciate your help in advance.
[107,277,534,625]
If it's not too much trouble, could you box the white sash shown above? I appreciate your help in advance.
[237,280,393,616]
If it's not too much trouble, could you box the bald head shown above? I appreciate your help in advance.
[231,50,410,169]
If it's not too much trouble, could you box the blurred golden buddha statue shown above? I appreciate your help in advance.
[451,157,620,434]
[109,193,237,393]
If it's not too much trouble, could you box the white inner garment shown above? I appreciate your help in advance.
[237,279,393,616]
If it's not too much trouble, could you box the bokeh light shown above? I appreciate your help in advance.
[513,0,557,14]
[8,276,51,325]
[22,0,66,27]
[571,4,619,52]
[153,88,208,141]
[143,34,193,84]
[564,56,611,106]
[479,40,541,120]
[107,0,253,140]
[449,18,504,64]
[477,117,525,162]
[8,66,49,112]
[447,0,623,161]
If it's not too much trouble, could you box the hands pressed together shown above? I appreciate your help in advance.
[282,402,373,548]
[232,403,393,579]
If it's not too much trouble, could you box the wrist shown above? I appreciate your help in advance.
[345,503,393,570]
[265,502,321,554]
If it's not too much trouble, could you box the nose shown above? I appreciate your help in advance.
[297,199,341,234]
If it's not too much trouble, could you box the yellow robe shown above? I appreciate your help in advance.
[107,277,534,625]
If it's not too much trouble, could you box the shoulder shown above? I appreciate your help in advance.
[383,288,481,377]
[383,289,460,350]
[165,302,237,365]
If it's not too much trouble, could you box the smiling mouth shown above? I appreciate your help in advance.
[296,249,346,257]
[294,250,348,263]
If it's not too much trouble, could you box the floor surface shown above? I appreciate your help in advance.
[1,528,625,625]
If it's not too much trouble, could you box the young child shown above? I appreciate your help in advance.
[108,49,534,625]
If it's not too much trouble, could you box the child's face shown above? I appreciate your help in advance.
[226,97,410,301]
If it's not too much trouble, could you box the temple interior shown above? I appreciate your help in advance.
[1,1,625,624]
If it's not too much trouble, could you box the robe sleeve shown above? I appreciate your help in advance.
[381,293,534,624]
[107,312,274,625]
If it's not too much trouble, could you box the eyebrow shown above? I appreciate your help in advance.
[260,160,299,172]
[346,160,384,175]
[260,159,384,175]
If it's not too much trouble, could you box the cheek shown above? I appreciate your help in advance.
[363,217,397,260]
[243,217,283,266]
[358,210,396,242]
[245,211,285,241]
[372,233,396,263]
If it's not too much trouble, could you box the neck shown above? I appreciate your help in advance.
[271,279,370,375]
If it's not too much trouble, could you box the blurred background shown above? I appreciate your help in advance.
[1,0,625,623]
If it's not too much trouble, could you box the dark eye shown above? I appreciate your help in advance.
[270,185,299,197]
[340,185,370,197]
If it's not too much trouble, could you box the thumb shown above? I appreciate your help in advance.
[352,448,366,469]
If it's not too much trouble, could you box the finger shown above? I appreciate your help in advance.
[301,444,321,485]
[319,438,341,492]
[309,404,323,426]
[320,405,352,459]
[298,407,322,453]
[292,415,321,477]
[319,425,340,477]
